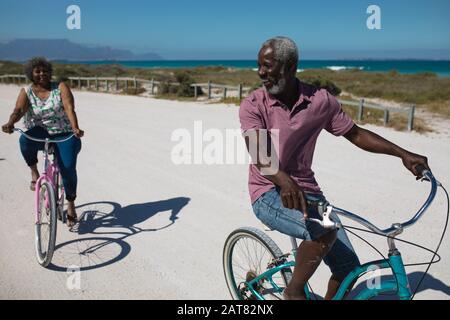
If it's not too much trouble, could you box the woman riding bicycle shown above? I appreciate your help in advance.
[1,57,84,227]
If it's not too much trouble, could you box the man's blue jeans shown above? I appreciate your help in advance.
[252,187,361,277]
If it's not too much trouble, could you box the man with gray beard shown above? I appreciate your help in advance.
[239,36,429,299]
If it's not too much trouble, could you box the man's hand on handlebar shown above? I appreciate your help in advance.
[401,151,430,180]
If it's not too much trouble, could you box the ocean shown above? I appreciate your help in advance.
[66,60,450,77]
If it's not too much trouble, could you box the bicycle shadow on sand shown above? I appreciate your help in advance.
[47,197,190,272]
[347,272,450,300]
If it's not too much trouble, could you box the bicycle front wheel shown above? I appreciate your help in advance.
[55,173,65,223]
[223,227,292,300]
[35,181,57,267]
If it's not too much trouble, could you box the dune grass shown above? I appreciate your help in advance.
[1,60,448,128]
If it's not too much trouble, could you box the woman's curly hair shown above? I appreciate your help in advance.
[24,57,53,83]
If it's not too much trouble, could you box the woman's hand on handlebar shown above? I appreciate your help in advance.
[1,122,14,134]
[73,128,84,138]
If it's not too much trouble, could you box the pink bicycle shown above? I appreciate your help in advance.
[14,128,75,267]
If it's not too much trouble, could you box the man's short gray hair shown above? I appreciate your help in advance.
[261,36,299,67]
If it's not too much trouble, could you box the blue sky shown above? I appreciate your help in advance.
[1,0,449,59]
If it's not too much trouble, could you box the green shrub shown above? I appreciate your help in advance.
[306,78,342,96]
[158,81,178,95]
[174,71,195,97]
[122,87,146,95]
[0,60,23,75]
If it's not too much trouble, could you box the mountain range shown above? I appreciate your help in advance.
[0,39,164,61]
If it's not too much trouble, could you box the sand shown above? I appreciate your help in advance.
[1,83,449,300]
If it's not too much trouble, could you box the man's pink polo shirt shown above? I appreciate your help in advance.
[239,80,355,204]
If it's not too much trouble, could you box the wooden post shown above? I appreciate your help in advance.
[238,83,243,101]
[95,76,99,91]
[133,76,137,89]
[223,87,227,99]
[383,109,390,126]
[208,81,212,99]
[78,77,81,89]
[106,80,109,92]
[125,79,128,90]
[408,105,415,131]
[115,77,118,91]
[70,78,73,87]
[87,79,90,89]
[150,79,154,95]
[358,99,365,121]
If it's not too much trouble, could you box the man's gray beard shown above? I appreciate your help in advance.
[266,77,287,95]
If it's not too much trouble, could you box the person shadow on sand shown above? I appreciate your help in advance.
[74,197,191,236]
[47,197,190,272]
[345,272,450,300]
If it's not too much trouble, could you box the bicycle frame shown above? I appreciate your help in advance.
[334,255,411,300]
[244,169,439,300]
[226,168,441,301]
[14,129,72,224]
[245,250,411,300]
[34,139,61,223]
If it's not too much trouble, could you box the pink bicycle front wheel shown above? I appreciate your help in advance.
[35,181,57,267]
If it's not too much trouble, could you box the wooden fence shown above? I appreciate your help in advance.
[0,74,249,99]
[339,99,415,131]
[0,74,415,130]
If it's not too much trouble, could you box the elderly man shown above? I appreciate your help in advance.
[239,36,429,300]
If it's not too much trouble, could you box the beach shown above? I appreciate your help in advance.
[0,83,449,300]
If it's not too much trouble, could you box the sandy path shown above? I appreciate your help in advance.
[1,84,449,300]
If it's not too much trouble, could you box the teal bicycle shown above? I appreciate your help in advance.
[223,167,449,300]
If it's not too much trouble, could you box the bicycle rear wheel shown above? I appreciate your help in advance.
[223,227,292,300]
[35,181,57,267]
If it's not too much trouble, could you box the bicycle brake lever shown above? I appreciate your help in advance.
[307,206,341,229]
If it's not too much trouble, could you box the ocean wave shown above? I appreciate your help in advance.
[251,68,305,72]
[326,66,364,71]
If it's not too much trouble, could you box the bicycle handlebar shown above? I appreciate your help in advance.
[309,169,440,237]
[14,128,76,143]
